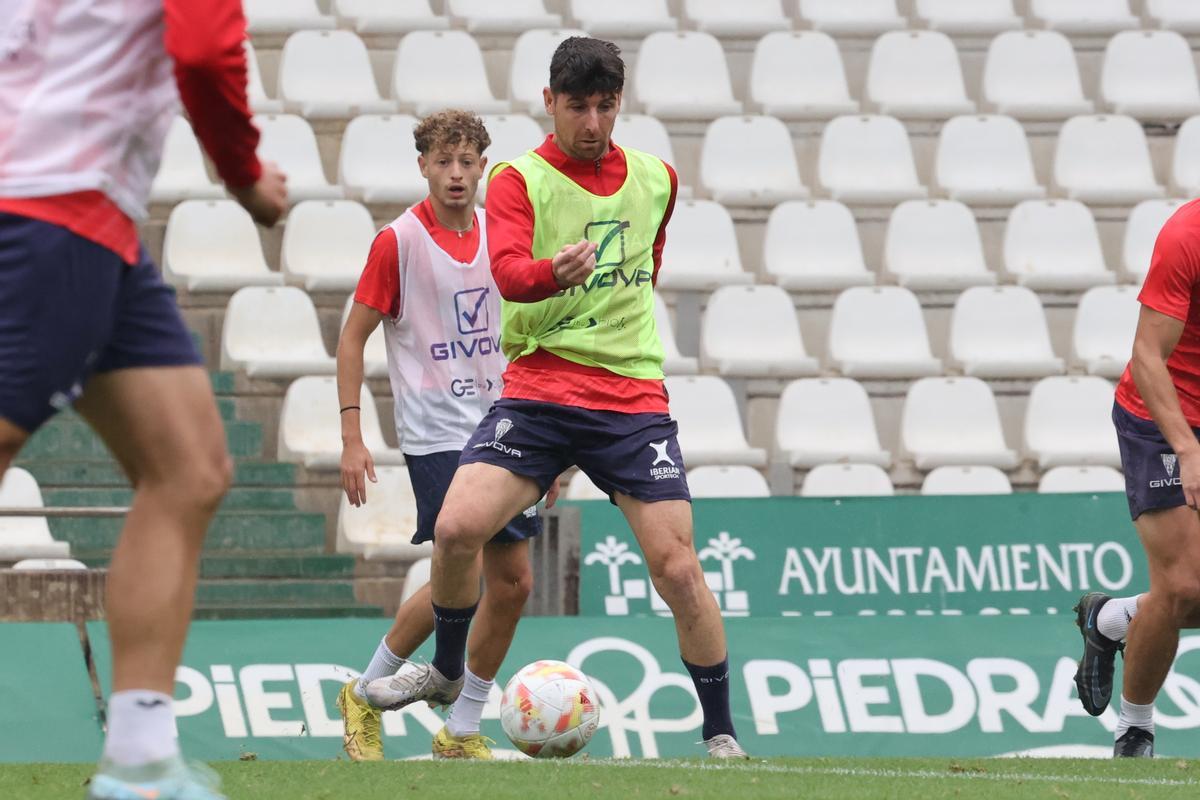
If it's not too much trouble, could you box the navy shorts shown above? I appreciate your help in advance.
[459,398,692,504]
[407,449,541,545]
[0,213,201,432]
[1114,401,1195,520]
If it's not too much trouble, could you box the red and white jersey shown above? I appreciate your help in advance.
[363,206,506,455]
[0,0,179,221]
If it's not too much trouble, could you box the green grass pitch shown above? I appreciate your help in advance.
[5,758,1200,800]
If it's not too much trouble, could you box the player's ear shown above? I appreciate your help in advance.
[479,155,488,174]
[417,153,428,179]
[543,87,554,116]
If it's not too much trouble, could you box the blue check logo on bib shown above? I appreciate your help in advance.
[454,287,490,335]
[584,219,630,269]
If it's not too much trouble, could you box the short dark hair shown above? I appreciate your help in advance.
[549,36,624,97]
[412,109,491,155]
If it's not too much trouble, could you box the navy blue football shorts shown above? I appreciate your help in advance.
[1114,400,1197,521]
[459,398,692,505]
[407,449,541,545]
[0,213,201,433]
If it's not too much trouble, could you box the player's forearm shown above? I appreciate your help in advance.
[491,254,560,303]
[336,336,368,444]
[1132,343,1200,457]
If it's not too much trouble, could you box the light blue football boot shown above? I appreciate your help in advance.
[86,756,226,800]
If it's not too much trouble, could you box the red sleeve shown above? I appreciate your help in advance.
[651,163,679,286]
[354,228,402,319]
[163,0,262,188]
[485,166,562,303]
[1138,219,1200,323]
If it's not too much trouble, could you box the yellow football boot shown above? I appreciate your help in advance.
[431,725,494,760]
[337,679,384,762]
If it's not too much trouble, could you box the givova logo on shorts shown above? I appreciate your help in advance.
[1150,452,1182,488]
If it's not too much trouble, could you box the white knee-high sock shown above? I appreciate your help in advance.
[445,666,492,737]
[1116,695,1155,739]
[1097,594,1143,642]
[102,690,179,767]
[356,637,407,699]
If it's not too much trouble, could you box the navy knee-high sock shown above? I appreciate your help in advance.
[683,656,736,740]
[431,602,477,681]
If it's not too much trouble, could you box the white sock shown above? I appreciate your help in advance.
[356,637,407,699]
[1097,594,1143,642]
[102,690,180,768]
[1116,695,1155,739]
[445,666,492,737]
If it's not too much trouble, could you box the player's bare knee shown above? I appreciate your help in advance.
[162,448,232,514]
[1165,576,1200,625]
[434,513,484,561]
[495,566,533,608]
[650,551,703,602]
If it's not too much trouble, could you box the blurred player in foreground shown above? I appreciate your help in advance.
[336,110,553,760]
[368,37,748,759]
[0,1,287,797]
[1073,199,1200,758]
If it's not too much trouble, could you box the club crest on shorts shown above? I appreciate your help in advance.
[1162,453,1178,476]
[495,418,514,441]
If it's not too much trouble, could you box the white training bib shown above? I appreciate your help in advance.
[383,208,506,455]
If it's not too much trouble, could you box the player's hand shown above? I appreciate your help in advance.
[1182,449,1200,509]
[229,161,288,227]
[544,476,562,510]
[552,239,597,289]
[341,439,377,507]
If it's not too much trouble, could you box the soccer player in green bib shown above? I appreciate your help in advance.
[366,36,747,759]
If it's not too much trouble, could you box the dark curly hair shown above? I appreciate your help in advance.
[413,109,491,155]
[549,37,624,97]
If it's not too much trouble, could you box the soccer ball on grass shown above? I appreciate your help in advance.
[499,660,600,758]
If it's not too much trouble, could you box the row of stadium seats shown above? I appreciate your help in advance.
[160,196,1175,295]
[273,372,1121,476]
[252,28,1200,123]
[244,0,1200,38]
[154,110,1197,209]
[216,283,1137,383]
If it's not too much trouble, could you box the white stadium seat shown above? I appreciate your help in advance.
[1072,285,1139,379]
[245,42,284,114]
[665,376,767,467]
[915,0,1022,34]
[281,201,376,292]
[254,114,343,200]
[818,115,927,204]
[827,287,942,379]
[342,296,390,380]
[613,115,678,168]
[1055,115,1165,205]
[1101,31,1200,121]
[478,114,546,201]
[1124,199,1184,281]
[277,31,395,119]
[338,115,425,205]
[12,558,87,570]
[776,378,891,468]
[336,466,431,560]
[220,287,336,378]
[1004,200,1114,291]
[393,31,508,116]
[333,0,449,34]
[1172,117,1200,196]
[935,115,1045,205]
[634,32,742,120]
[1146,0,1200,34]
[509,30,587,116]
[983,31,1093,121]
[1029,0,1138,35]
[569,0,677,38]
[1038,466,1126,494]
[866,31,974,119]
[447,0,561,34]
[801,464,895,498]
[700,116,808,207]
[244,0,334,33]
[0,468,69,560]
[798,0,905,36]
[763,201,874,291]
[1024,376,1121,469]
[950,286,1065,379]
[278,377,404,470]
[700,286,819,378]
[150,117,223,203]
[750,32,857,120]
[884,200,995,290]
[400,557,433,603]
[163,200,283,292]
[688,466,771,498]
[902,378,1019,470]
[654,295,698,375]
[565,470,608,500]
[655,201,753,291]
[922,466,1013,496]
[683,0,790,37]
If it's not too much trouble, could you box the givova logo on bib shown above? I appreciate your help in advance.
[584,219,631,268]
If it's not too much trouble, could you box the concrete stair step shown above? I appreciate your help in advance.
[54,510,326,555]
[43,487,297,512]
[196,579,357,605]
[17,460,297,488]
[191,603,383,620]
[22,415,263,461]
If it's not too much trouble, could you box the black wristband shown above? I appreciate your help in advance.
[339,405,361,414]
